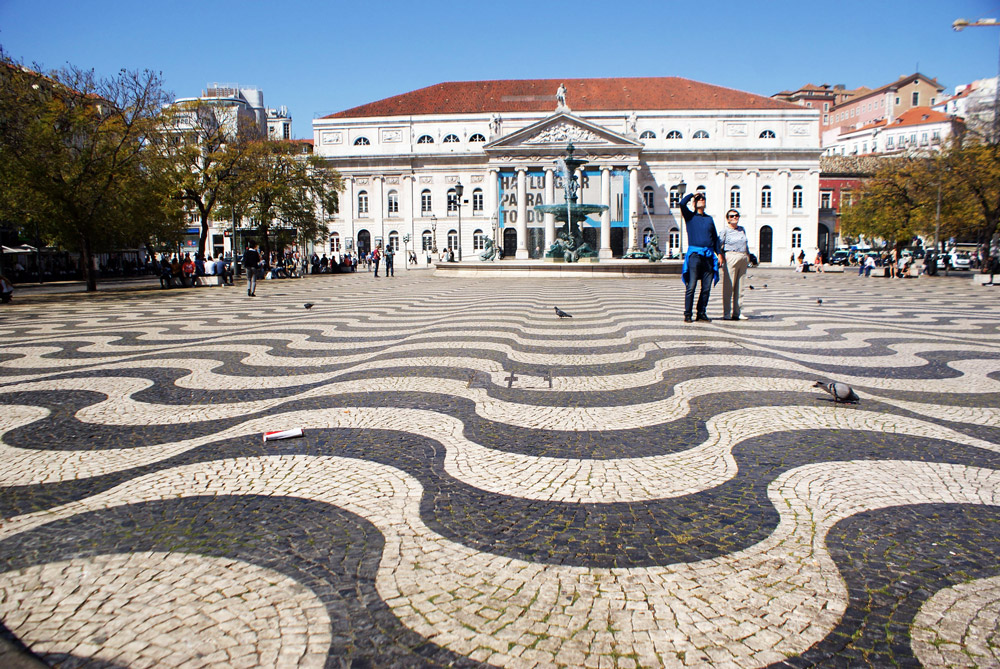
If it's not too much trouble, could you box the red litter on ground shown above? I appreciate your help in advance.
[263,428,304,442]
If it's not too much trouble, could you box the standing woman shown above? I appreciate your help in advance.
[679,192,721,323]
[719,209,751,321]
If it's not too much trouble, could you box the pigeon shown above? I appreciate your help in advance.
[763,284,767,288]
[817,299,823,304]
[814,380,859,404]
[554,306,572,318]
[749,285,755,290]
[303,303,314,309]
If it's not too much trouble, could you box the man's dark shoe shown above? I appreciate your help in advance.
[696,315,712,322]
[684,316,693,323]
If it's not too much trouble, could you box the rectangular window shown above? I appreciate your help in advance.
[887,136,894,146]
[331,236,341,252]
[820,191,832,208]
[912,91,919,106]
[472,190,483,213]
[823,102,829,111]
[823,114,829,124]
[761,188,772,210]
[421,192,432,214]
[669,188,680,209]
[387,193,399,215]
[729,189,740,210]
[895,96,900,105]
[792,189,803,209]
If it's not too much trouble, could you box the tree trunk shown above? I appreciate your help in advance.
[199,210,211,260]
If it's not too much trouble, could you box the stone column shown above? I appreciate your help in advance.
[373,175,385,243]
[600,166,612,258]
[777,169,791,254]
[487,168,500,248]
[403,175,414,247]
[345,176,355,251]
[627,167,640,251]
[544,167,556,253]
[516,167,528,259]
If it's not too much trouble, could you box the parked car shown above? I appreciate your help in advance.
[829,250,851,266]
[937,252,971,270]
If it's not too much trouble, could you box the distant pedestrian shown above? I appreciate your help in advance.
[242,241,261,297]
[372,246,382,277]
[384,244,395,277]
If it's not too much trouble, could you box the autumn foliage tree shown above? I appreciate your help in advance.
[153,99,261,259]
[227,140,342,258]
[0,52,183,290]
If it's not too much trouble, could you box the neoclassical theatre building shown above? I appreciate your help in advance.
[312,78,823,263]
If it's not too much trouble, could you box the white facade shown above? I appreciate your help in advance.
[313,87,822,266]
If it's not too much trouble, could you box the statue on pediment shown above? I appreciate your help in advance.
[556,83,569,112]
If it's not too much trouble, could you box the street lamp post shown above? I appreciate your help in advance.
[402,234,410,271]
[954,17,1000,142]
[455,181,464,261]
[431,215,438,256]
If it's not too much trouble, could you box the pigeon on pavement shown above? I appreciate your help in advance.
[304,303,314,309]
[554,306,573,318]
[814,380,859,403]
[817,299,823,304]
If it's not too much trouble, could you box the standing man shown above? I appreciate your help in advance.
[384,243,395,277]
[679,192,720,323]
[242,241,261,297]
[719,209,750,321]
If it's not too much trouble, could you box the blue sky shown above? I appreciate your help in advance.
[2,0,999,138]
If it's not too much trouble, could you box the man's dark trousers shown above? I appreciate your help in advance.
[684,253,714,319]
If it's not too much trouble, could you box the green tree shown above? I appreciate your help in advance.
[232,140,342,258]
[940,139,1000,248]
[840,156,934,250]
[153,99,260,260]
[0,53,182,290]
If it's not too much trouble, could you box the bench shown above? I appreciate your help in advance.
[974,273,996,286]
[823,265,845,273]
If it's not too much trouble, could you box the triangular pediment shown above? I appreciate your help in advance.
[484,113,642,152]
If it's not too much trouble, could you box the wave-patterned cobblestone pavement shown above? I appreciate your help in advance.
[1,270,998,668]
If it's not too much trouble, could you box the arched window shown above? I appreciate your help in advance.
[792,185,804,209]
[759,130,776,139]
[642,186,655,213]
[693,130,709,139]
[730,186,741,210]
[388,231,399,251]
[472,188,484,213]
[792,227,802,249]
[640,130,656,139]
[417,135,434,144]
[666,130,683,139]
[421,189,432,214]
[387,190,399,216]
[422,230,433,251]
[443,134,460,143]
[473,229,485,250]
[669,186,681,209]
[469,133,486,142]
[447,230,458,250]
[447,188,459,213]
[330,232,341,253]
[354,137,370,146]
[761,185,772,210]
[357,190,369,216]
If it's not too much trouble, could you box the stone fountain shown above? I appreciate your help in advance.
[533,143,608,262]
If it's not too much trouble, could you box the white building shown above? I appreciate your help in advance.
[823,107,964,157]
[935,76,997,136]
[312,77,823,265]
[267,106,292,140]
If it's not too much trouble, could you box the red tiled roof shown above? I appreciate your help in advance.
[888,107,955,128]
[326,77,800,118]
[839,119,889,136]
